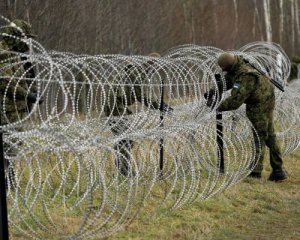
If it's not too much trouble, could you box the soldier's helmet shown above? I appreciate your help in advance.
[147,52,160,65]
[148,52,160,58]
[217,52,236,71]
[4,19,36,38]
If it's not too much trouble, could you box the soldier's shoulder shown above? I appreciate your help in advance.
[238,65,260,80]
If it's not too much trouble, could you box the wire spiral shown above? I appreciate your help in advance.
[0,17,298,239]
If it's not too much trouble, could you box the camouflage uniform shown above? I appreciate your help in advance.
[104,63,160,176]
[217,56,284,175]
[288,56,300,82]
[1,19,37,124]
[0,41,31,125]
[0,19,37,187]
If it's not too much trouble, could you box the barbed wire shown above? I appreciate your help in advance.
[0,16,299,239]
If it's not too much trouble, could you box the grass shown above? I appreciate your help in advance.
[9,140,300,239]
[112,148,300,240]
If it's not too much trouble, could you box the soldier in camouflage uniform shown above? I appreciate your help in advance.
[215,52,287,181]
[288,56,300,82]
[0,19,40,187]
[104,54,171,176]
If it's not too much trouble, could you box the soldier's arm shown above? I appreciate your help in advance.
[0,50,29,98]
[8,80,28,98]
[0,69,28,98]
[224,74,234,90]
[21,57,38,93]
[205,74,233,99]
[218,74,256,112]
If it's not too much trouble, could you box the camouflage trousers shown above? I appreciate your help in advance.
[250,116,283,174]
[1,110,27,189]
[109,118,134,177]
[3,140,17,189]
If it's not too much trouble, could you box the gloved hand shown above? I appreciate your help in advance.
[206,97,216,108]
[162,104,173,114]
[204,74,221,100]
[215,73,221,81]
[204,91,216,108]
[27,93,44,104]
[204,92,210,100]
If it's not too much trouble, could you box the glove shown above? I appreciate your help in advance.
[204,91,216,108]
[27,93,44,104]
[204,74,222,100]
[216,109,222,115]
[204,92,209,100]
[215,73,221,81]
[206,97,215,108]
[162,104,173,113]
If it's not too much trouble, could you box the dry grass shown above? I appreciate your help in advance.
[112,148,300,240]
[9,147,300,239]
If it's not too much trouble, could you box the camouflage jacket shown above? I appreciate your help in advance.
[104,64,160,116]
[0,40,30,122]
[288,61,299,82]
[218,56,275,131]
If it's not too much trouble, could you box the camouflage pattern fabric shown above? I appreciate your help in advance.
[288,56,300,82]
[1,19,37,188]
[114,138,134,177]
[0,40,29,189]
[105,63,160,176]
[0,40,30,125]
[109,118,134,176]
[218,56,283,174]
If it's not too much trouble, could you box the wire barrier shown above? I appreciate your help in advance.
[0,17,298,239]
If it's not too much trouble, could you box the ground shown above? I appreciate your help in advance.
[113,148,300,240]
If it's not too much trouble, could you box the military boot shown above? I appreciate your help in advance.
[268,169,287,182]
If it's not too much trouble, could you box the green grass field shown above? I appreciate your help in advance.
[112,148,300,240]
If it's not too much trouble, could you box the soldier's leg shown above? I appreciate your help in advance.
[2,139,16,189]
[251,131,267,176]
[4,141,17,189]
[1,114,16,189]
[114,139,134,176]
[266,129,283,172]
[265,120,286,181]
[110,118,134,176]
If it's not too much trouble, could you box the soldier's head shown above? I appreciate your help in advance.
[2,19,36,52]
[146,52,160,66]
[148,52,160,58]
[217,52,236,72]
[291,56,300,64]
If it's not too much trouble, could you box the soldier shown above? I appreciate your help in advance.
[215,52,287,181]
[0,19,41,188]
[104,53,172,177]
[288,56,300,82]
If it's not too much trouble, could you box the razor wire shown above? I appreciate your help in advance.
[0,17,299,239]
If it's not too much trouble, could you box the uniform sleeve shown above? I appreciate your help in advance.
[224,74,234,90]
[1,50,29,98]
[205,74,233,99]
[218,74,256,112]
[22,58,38,93]
[0,67,28,98]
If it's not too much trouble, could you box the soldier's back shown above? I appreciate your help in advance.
[0,40,29,124]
